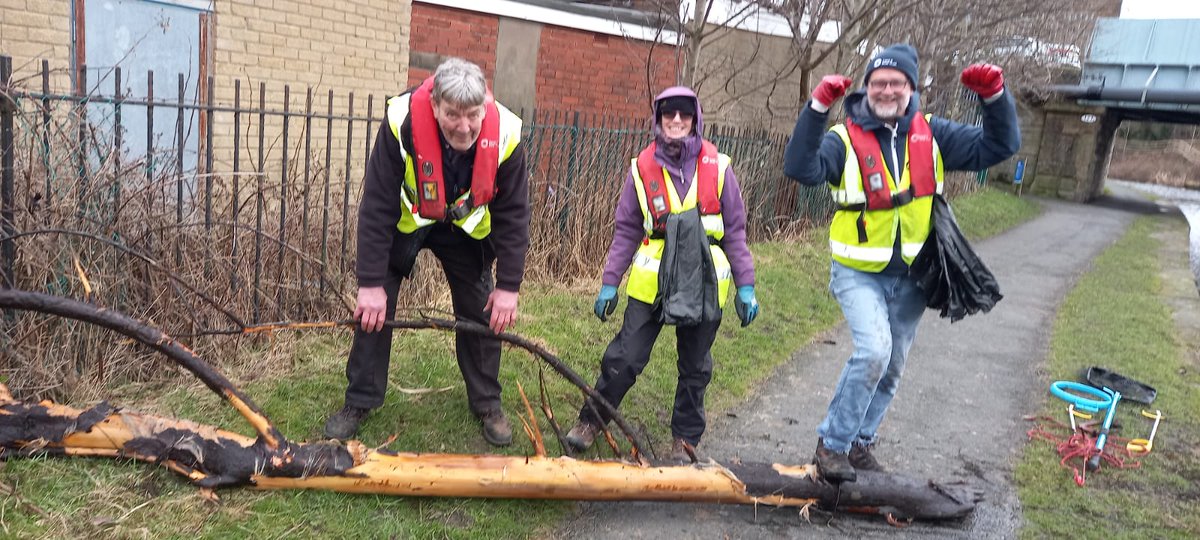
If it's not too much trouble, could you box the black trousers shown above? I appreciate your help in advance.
[343,224,502,417]
[579,298,720,446]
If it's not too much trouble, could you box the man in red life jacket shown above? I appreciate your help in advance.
[783,44,1020,482]
[324,58,530,446]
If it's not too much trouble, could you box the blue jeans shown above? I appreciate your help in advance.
[817,261,927,453]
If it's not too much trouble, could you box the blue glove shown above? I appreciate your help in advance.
[734,285,759,327]
[594,285,618,322]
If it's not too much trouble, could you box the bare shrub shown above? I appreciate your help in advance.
[1109,138,1200,189]
[0,66,868,402]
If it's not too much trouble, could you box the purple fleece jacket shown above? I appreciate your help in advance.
[601,86,755,288]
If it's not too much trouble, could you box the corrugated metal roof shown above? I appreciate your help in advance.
[1085,18,1200,91]
[1089,19,1200,66]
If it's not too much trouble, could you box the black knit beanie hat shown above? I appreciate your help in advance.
[863,43,919,88]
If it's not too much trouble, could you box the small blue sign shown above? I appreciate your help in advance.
[1014,159,1026,185]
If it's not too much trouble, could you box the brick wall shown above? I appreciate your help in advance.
[408,3,678,120]
[0,0,72,89]
[407,4,497,86]
[0,0,409,193]
[535,25,677,119]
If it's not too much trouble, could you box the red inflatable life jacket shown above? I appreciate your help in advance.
[408,76,501,220]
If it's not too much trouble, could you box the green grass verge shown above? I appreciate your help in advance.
[0,186,1039,538]
[1016,216,1200,539]
[949,185,1043,240]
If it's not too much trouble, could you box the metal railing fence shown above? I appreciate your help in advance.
[0,55,836,328]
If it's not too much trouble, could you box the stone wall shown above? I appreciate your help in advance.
[1026,101,1111,201]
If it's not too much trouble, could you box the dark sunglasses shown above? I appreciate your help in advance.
[661,110,694,120]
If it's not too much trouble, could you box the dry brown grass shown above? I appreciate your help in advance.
[1108,138,1200,189]
[0,88,829,404]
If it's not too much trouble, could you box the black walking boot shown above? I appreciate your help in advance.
[813,438,857,483]
[564,421,601,451]
[670,438,697,463]
[323,404,369,440]
[480,410,513,447]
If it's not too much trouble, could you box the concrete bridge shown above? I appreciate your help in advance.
[1012,18,1200,201]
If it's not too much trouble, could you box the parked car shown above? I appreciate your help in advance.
[991,36,1081,68]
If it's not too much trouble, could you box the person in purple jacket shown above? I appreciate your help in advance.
[563,87,759,462]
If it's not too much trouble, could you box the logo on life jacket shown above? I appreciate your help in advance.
[421,161,434,177]
[652,195,667,213]
[867,173,884,192]
[865,155,876,168]
[479,138,497,150]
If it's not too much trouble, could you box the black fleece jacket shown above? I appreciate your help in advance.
[354,106,531,292]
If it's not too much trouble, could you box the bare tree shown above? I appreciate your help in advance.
[594,0,1109,131]
[870,0,1108,112]
[744,1,921,116]
[627,1,919,131]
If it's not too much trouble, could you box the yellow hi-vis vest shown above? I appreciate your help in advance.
[385,94,522,239]
[626,153,734,308]
[826,116,944,272]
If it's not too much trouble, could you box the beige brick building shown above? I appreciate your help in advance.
[1,0,411,220]
[212,0,409,109]
[0,0,72,89]
[2,0,409,107]
[200,0,412,217]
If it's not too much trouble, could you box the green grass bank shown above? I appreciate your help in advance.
[0,187,1041,539]
[1016,215,1200,539]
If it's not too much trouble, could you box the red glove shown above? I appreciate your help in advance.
[960,63,1005,99]
[811,75,854,107]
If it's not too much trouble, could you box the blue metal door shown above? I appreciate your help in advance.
[83,0,210,179]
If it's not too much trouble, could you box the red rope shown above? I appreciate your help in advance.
[1025,415,1141,486]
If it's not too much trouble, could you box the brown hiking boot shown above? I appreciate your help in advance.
[849,443,886,472]
[564,421,601,451]
[669,438,695,463]
[813,438,857,483]
[480,410,512,447]
[323,404,369,440]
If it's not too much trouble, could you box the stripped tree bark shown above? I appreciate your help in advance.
[0,289,982,522]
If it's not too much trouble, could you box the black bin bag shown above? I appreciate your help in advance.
[655,208,722,326]
[908,194,1003,322]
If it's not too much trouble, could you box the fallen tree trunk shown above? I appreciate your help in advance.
[0,395,981,520]
[0,289,983,522]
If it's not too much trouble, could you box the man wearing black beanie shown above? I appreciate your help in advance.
[782,44,1020,483]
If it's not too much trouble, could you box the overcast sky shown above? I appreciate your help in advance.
[1121,0,1200,19]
